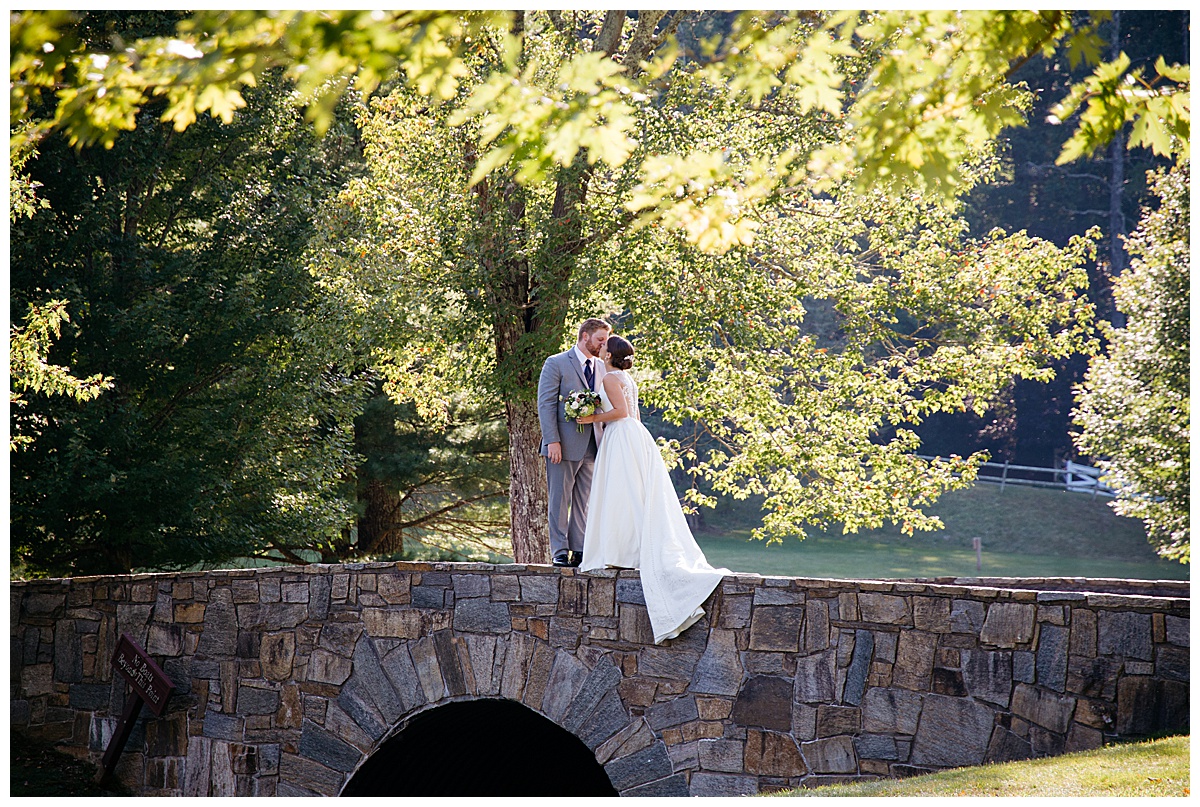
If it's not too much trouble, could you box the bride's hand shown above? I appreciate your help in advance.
[577,414,596,424]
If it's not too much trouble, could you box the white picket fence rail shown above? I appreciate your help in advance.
[916,455,1116,497]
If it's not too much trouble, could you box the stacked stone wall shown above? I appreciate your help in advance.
[10,563,1189,796]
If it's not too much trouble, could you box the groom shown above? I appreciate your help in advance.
[537,318,611,567]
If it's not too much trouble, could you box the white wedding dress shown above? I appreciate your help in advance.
[580,370,730,644]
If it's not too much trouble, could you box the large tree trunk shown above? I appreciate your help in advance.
[469,146,557,563]
[504,397,551,562]
[485,10,637,563]
[357,478,403,556]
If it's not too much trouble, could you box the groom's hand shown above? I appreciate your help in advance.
[547,442,562,464]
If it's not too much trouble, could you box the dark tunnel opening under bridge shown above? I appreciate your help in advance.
[340,698,620,796]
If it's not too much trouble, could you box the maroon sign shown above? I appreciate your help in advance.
[97,633,175,784]
[112,633,174,716]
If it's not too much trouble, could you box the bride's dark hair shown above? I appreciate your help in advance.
[606,335,634,370]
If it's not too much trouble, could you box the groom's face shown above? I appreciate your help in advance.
[581,328,610,358]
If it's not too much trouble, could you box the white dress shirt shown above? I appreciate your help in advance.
[573,345,597,390]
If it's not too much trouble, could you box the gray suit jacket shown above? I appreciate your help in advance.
[538,349,605,462]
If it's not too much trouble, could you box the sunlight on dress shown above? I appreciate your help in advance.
[580,370,730,643]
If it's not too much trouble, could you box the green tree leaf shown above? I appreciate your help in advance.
[1074,162,1190,562]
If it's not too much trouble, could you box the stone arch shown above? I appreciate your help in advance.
[11,562,1191,797]
[339,698,618,796]
[321,627,684,796]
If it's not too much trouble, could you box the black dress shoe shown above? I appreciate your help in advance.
[552,551,570,567]
[568,551,583,568]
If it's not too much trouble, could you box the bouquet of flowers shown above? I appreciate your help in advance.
[561,389,602,433]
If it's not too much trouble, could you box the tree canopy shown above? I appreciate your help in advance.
[1073,161,1190,562]
[10,54,369,575]
[924,10,1186,470]
[9,10,1190,572]
[9,133,112,453]
[307,11,1101,561]
[10,10,1188,243]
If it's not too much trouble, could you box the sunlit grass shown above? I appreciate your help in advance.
[768,735,1190,797]
[696,483,1188,581]
[695,529,1188,581]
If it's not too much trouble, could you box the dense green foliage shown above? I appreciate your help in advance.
[9,128,49,221]
[9,300,113,453]
[10,10,1189,233]
[311,12,1101,556]
[10,62,368,575]
[349,390,511,563]
[9,134,112,452]
[1073,162,1190,561]
[927,11,1186,467]
[10,14,517,577]
[8,10,1190,572]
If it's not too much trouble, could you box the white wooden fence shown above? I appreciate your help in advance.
[916,455,1116,497]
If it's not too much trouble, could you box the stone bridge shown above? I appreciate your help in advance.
[10,562,1189,796]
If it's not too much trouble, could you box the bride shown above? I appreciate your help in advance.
[575,335,730,644]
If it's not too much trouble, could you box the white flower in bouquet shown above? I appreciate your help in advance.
[561,389,602,433]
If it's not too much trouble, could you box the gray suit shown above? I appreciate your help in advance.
[538,348,605,558]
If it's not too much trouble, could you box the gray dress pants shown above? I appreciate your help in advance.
[546,433,597,557]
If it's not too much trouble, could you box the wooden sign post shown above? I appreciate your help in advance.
[95,633,174,785]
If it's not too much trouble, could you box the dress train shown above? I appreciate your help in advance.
[579,372,729,643]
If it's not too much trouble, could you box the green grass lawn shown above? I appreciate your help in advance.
[769,734,1190,797]
[696,483,1189,581]
[178,480,1189,583]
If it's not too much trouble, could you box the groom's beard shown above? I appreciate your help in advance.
[583,332,609,358]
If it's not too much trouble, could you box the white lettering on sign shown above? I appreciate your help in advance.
[115,650,162,704]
